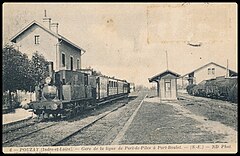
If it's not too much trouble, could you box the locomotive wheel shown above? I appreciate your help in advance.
[52,113,59,119]
[43,111,50,119]
[37,110,47,121]
[67,110,74,119]
[73,109,77,117]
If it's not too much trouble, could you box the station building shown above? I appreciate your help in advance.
[149,70,180,100]
[178,62,238,89]
[10,17,85,72]
[9,14,86,103]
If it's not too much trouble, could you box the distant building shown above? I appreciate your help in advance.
[10,18,85,72]
[130,83,135,92]
[149,70,180,100]
[80,69,94,75]
[178,62,238,89]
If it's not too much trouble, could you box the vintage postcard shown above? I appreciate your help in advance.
[2,2,237,154]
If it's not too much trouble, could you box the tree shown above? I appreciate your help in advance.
[150,85,156,90]
[2,46,49,111]
[2,44,32,110]
[29,52,49,87]
[135,85,149,91]
[85,66,103,76]
[92,70,102,76]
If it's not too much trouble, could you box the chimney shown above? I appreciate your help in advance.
[43,10,51,30]
[51,22,59,34]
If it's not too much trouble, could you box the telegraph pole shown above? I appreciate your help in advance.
[166,50,169,70]
[226,59,229,78]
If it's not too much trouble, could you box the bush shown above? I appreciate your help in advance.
[186,84,197,95]
[228,83,238,103]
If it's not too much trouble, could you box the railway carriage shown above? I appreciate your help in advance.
[187,77,238,103]
[108,78,118,97]
[96,76,109,101]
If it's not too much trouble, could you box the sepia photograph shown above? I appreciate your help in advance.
[2,2,238,153]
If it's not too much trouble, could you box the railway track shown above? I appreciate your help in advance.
[177,93,238,130]
[2,121,36,134]
[53,93,146,146]
[3,116,33,131]
[3,103,127,147]
[2,95,138,147]
[3,95,127,134]
[3,122,58,145]
[52,103,126,146]
[178,93,237,112]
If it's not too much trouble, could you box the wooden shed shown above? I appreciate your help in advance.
[149,70,180,100]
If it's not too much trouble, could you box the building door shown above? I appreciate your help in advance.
[70,57,73,70]
[165,81,171,98]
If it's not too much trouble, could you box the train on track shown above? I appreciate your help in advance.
[26,63,130,119]
[186,76,238,103]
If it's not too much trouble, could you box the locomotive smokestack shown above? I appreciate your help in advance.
[48,61,54,78]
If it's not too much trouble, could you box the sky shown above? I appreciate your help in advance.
[3,3,237,87]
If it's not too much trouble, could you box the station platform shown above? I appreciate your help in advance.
[2,108,34,125]
[116,94,237,145]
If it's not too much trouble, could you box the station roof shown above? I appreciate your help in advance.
[10,20,86,55]
[148,70,180,83]
[181,62,237,78]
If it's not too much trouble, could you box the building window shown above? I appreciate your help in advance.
[212,68,215,75]
[62,53,65,67]
[208,68,215,75]
[77,59,80,69]
[208,68,211,75]
[34,35,40,44]
[70,56,73,71]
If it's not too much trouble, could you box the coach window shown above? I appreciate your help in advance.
[62,53,66,67]
[34,35,40,44]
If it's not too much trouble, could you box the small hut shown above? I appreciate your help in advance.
[149,70,180,100]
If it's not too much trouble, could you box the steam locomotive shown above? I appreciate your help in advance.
[27,63,130,119]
